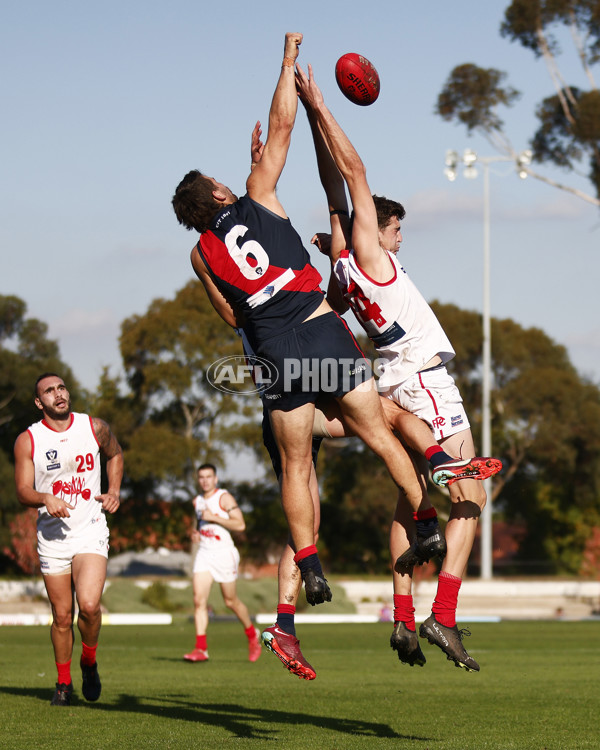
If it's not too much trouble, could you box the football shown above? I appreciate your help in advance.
[335,53,380,106]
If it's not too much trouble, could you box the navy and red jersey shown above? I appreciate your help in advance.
[196,195,324,344]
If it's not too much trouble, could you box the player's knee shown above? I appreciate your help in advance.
[52,611,73,630]
[78,598,101,621]
[280,460,312,484]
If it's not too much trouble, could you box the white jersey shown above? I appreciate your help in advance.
[194,488,235,550]
[334,249,455,389]
[28,412,107,541]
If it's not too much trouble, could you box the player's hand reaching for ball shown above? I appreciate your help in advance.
[284,32,302,62]
[295,64,324,111]
[250,121,264,170]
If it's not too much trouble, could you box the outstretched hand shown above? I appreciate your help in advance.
[295,63,324,111]
[250,121,264,169]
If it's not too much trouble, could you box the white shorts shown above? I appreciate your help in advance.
[193,545,240,583]
[38,522,109,576]
[384,365,470,443]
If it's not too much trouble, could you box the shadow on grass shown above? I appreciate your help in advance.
[0,687,429,742]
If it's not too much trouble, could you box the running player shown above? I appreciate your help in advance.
[183,464,261,664]
[296,61,502,672]
[13,373,123,705]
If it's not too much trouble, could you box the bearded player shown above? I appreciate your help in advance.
[14,373,123,705]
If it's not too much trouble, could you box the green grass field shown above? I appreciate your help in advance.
[0,620,598,750]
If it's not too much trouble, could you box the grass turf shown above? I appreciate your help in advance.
[0,620,598,749]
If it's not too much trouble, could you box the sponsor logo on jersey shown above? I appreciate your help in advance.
[371,321,406,347]
[451,415,464,427]
[214,210,231,229]
[45,448,61,471]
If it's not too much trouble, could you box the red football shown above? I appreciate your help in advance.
[335,53,380,106]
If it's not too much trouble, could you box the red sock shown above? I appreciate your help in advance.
[393,594,416,631]
[431,571,462,628]
[56,659,72,685]
[81,641,97,667]
[195,635,207,651]
[244,625,257,640]
[425,445,444,461]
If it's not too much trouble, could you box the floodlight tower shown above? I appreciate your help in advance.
[444,147,531,580]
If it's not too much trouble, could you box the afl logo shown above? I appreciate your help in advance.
[206,355,279,395]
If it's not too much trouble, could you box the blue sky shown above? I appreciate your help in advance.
[3,0,599,398]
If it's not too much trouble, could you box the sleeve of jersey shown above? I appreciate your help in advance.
[333,252,351,293]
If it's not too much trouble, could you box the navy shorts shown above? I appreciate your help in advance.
[257,312,371,412]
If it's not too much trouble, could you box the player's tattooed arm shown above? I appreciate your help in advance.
[92,417,124,512]
[93,418,122,459]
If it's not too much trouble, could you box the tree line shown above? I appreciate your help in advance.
[1,288,600,578]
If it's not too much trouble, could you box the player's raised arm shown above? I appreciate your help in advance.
[300,92,350,261]
[295,63,385,278]
[250,121,264,171]
[246,32,302,215]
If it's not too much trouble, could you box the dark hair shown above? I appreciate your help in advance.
[372,194,406,230]
[172,170,221,234]
[34,372,63,397]
[198,463,217,474]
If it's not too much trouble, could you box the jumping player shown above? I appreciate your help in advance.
[183,464,261,664]
[13,373,123,705]
[296,61,502,672]
[172,33,440,627]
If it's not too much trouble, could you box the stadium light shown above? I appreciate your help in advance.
[444,148,530,580]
